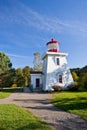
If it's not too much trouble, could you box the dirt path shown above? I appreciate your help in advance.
[0,92,87,130]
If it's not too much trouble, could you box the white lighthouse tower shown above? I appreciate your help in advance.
[42,38,74,91]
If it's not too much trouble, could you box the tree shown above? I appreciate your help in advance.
[71,65,87,89]
[0,69,15,88]
[71,71,79,87]
[79,72,87,89]
[23,66,30,87]
[72,71,79,82]
[16,68,25,87]
[0,52,12,74]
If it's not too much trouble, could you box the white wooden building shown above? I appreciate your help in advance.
[30,38,74,91]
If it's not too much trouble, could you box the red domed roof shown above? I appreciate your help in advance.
[47,38,59,45]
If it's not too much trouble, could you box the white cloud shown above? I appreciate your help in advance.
[0,0,87,38]
[7,53,29,58]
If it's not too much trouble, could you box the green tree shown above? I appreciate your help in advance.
[0,52,12,74]
[79,72,87,89]
[16,68,25,87]
[0,69,15,88]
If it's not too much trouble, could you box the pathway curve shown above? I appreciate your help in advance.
[0,92,87,130]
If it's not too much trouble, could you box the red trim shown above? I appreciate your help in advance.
[47,38,60,45]
[30,71,43,74]
[48,49,59,52]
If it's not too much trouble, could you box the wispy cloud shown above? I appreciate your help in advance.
[1,0,87,35]
[14,2,87,34]
[7,53,29,59]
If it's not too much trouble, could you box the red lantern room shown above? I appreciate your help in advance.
[46,38,60,52]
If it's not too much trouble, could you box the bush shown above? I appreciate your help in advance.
[52,85,63,91]
[11,84,17,88]
[67,83,78,91]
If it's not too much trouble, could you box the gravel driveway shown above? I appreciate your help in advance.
[0,92,87,130]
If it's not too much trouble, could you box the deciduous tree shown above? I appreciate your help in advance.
[23,66,30,87]
[0,52,12,74]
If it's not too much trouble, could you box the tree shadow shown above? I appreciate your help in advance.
[47,116,87,130]
[13,98,63,112]
[16,121,51,130]
[52,97,87,111]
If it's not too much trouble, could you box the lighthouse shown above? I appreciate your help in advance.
[47,38,60,52]
[30,38,74,91]
[42,38,74,91]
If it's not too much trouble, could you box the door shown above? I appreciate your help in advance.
[36,78,40,87]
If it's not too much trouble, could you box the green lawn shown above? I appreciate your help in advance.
[0,104,53,130]
[0,92,11,99]
[51,90,87,121]
[0,87,23,99]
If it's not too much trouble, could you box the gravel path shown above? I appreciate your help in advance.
[0,92,87,130]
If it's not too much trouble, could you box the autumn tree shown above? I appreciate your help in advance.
[23,66,30,87]
[71,71,79,89]
[16,68,25,87]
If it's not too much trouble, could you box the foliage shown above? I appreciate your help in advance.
[23,66,31,87]
[71,71,79,82]
[51,91,87,121]
[15,66,30,87]
[71,65,87,89]
[79,72,87,89]
[52,85,63,91]
[0,104,52,130]
[16,68,25,87]
[0,69,16,88]
[67,83,78,91]
[11,84,17,88]
[0,66,31,88]
[0,52,31,88]
[71,71,79,89]
[0,52,12,74]
[0,87,23,94]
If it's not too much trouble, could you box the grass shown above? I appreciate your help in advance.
[51,90,87,121]
[0,87,23,99]
[0,92,11,99]
[0,104,53,130]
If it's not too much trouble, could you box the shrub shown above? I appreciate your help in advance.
[67,83,78,91]
[52,85,63,91]
[11,84,17,88]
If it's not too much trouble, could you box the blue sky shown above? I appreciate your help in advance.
[0,0,87,69]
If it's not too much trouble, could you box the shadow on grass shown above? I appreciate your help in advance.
[52,97,87,111]
[16,121,50,130]
[0,121,51,130]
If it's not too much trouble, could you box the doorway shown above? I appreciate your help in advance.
[36,78,40,88]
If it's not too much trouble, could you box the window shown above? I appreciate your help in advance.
[59,75,62,83]
[57,58,60,65]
